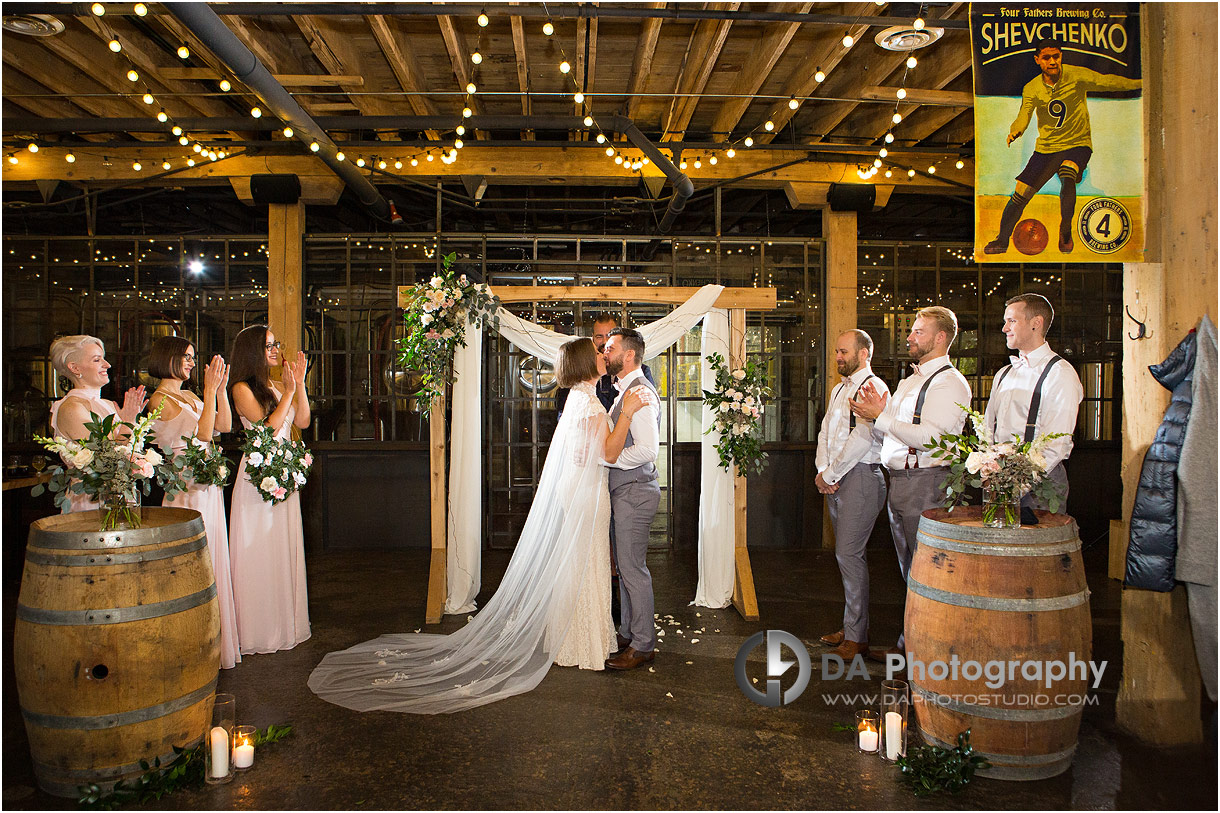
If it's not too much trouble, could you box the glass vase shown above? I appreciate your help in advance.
[205,693,236,785]
[99,485,142,531]
[982,484,1020,529]
[880,679,908,762]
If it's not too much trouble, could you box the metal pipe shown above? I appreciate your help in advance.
[165,2,390,219]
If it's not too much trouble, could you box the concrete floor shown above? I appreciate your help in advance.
[4,534,1217,810]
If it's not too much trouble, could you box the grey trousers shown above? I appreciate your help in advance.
[1022,462,1069,512]
[885,466,948,649]
[611,479,662,653]
[827,463,887,642]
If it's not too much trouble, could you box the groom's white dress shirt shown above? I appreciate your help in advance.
[815,365,890,486]
[983,341,1083,471]
[608,367,659,470]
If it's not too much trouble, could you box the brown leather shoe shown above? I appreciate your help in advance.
[611,634,632,657]
[819,629,845,646]
[828,639,869,659]
[605,646,655,671]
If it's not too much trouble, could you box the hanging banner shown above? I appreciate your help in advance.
[971,3,1143,262]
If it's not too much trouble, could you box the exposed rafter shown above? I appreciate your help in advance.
[368,14,442,140]
[661,1,740,142]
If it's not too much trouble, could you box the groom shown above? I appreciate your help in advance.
[602,327,661,671]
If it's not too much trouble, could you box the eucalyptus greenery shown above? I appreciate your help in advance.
[702,352,772,476]
[77,724,293,810]
[896,728,991,796]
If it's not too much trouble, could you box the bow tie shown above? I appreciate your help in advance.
[910,362,923,375]
[612,377,623,392]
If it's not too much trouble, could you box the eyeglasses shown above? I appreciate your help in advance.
[265,341,282,351]
[181,355,196,363]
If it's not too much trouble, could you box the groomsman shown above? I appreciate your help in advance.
[851,306,971,658]
[984,293,1083,511]
[815,330,890,660]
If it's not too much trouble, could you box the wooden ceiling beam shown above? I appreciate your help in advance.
[157,68,365,86]
[661,2,740,142]
[709,1,814,142]
[436,14,488,140]
[368,15,442,140]
[1,67,99,123]
[217,15,286,72]
[858,86,973,107]
[623,2,665,122]
[841,51,972,142]
[509,14,533,136]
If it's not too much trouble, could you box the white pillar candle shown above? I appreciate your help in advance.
[233,742,255,769]
[884,711,903,759]
[209,726,230,777]
[858,728,878,752]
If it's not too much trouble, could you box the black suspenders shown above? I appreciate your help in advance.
[905,365,951,468]
[991,355,1064,442]
[847,374,875,429]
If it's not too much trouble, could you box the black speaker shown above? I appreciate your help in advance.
[250,174,301,204]
[827,183,876,213]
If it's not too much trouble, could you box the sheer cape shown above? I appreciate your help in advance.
[308,383,610,714]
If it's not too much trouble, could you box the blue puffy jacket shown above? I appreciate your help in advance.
[1124,330,1198,591]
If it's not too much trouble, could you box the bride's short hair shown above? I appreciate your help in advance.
[557,337,600,388]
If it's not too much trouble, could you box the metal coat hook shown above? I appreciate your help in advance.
[1126,292,1152,340]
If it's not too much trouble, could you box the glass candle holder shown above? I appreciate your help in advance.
[205,693,235,784]
[880,679,909,761]
[232,725,256,771]
[855,710,879,753]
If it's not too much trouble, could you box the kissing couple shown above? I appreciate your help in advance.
[310,328,663,713]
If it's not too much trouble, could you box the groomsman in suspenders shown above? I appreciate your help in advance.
[984,293,1083,511]
[851,307,972,658]
[815,330,891,660]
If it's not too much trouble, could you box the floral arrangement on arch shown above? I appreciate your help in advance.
[925,404,1068,527]
[703,352,772,477]
[33,404,187,530]
[177,435,233,487]
[397,252,500,413]
[240,421,314,505]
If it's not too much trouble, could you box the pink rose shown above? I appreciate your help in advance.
[426,329,441,340]
[302,453,313,467]
[135,460,155,478]
[272,486,287,500]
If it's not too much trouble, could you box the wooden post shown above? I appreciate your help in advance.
[267,201,304,361]
[729,307,759,621]
[821,207,859,550]
[426,394,447,625]
[1115,1,1216,745]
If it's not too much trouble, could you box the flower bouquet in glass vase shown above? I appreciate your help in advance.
[32,404,187,530]
[925,405,1067,528]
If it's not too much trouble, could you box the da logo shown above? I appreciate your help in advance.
[1079,197,1132,254]
[734,630,811,707]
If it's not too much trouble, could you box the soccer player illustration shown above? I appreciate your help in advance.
[984,39,1142,255]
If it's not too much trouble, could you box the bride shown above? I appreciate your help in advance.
[308,337,651,713]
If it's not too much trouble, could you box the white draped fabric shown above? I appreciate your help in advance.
[445,283,733,613]
[693,307,735,608]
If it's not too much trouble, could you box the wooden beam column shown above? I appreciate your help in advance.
[1115,1,1216,745]
[729,307,759,621]
[267,201,304,360]
[821,207,858,550]
[427,395,447,625]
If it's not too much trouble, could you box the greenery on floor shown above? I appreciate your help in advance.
[897,728,991,796]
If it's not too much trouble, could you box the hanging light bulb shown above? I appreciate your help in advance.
[65,152,76,163]
[913,17,925,30]
[885,169,892,178]
[927,165,936,174]
[27,143,39,153]
[250,106,262,118]
[596,133,606,144]
[744,136,754,147]
[193,142,202,152]
[896,88,907,100]
[815,68,826,83]
[219,79,232,92]
[142,92,155,105]
[764,120,775,131]
[310,141,320,152]
[187,157,196,167]
[177,45,190,59]
[157,109,168,122]
[410,157,418,166]
[892,112,902,124]
[642,156,649,165]
[788,97,799,110]
[127,69,139,82]
[543,20,554,35]
[466,81,477,94]
[614,154,623,164]
[91,2,105,15]
[726,148,735,158]
[456,125,466,136]
[172,125,183,136]
[605,146,615,157]
[454,139,464,149]
[427,153,434,161]
[907,168,916,177]
[559,60,571,74]
[877,148,887,159]
[7,155,17,165]
[179,135,190,146]
[378,159,387,169]
[885,132,895,144]
[471,51,483,64]
[478,10,489,27]
[133,160,142,171]
[336,151,346,161]
[693,158,702,169]
[209,152,217,161]
[907,56,918,69]
[134,2,148,15]
[394,159,403,169]
[357,157,367,167]
[108,39,121,52]
[583,115,594,127]
[462,106,473,118]
[162,160,172,170]
[679,160,687,169]
[709,155,718,165]
[842,34,854,48]
[955,159,965,169]
[282,126,293,138]
[873,158,883,168]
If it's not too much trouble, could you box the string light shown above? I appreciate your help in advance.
[162,160,172,170]
[454,139,464,149]
[907,56,918,69]
[336,151,346,161]
[250,106,262,118]
[456,125,466,136]
[127,69,139,82]
[462,106,473,118]
[744,136,753,147]
[927,165,936,174]
[842,34,854,48]
[310,141,320,152]
[27,143,38,153]
[885,169,892,178]
[107,38,121,52]
[885,132,895,143]
[908,168,916,177]
[427,153,434,161]
[378,159,387,169]
[583,115,594,127]
[187,158,195,167]
[913,17,925,30]
[157,109,168,122]
[477,10,489,26]
[764,120,774,131]
[615,155,624,165]
[726,148,735,158]
[356,157,366,167]
[543,20,554,35]
[193,142,202,152]
[892,112,902,124]
[559,60,571,74]
[91,2,105,15]
[814,68,826,83]
[177,45,190,59]
[179,135,190,146]
[219,79,232,92]
[282,126,293,137]
[394,159,403,169]
[679,159,687,169]
[873,158,882,168]
[471,50,482,64]
[466,81,477,94]
[605,146,615,157]
[709,155,718,165]
[133,160,142,171]
[596,133,606,144]
[410,158,418,166]
[65,152,75,163]
[172,125,183,136]
[896,88,907,100]
[788,97,799,110]
[7,155,17,165]
[134,2,147,15]
[693,158,702,168]
[573,91,585,104]
[142,92,155,104]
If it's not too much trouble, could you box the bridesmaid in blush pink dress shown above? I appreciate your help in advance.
[148,336,241,669]
[227,325,312,655]
[47,335,146,513]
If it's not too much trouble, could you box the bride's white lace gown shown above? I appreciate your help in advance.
[308,381,614,713]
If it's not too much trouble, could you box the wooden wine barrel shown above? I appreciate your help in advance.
[905,507,1092,781]
[13,507,221,798]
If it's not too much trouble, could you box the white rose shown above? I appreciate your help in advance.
[259,476,277,493]
[217,466,229,480]
[71,449,95,468]
[744,396,755,407]
[441,328,455,339]
[725,388,737,399]
[430,276,444,288]
[454,289,463,300]
[190,437,208,450]
[293,471,307,485]
[248,452,264,466]
[143,449,162,465]
[252,438,262,448]
[718,403,730,412]
[964,451,985,474]
[421,313,434,325]
[732,369,746,380]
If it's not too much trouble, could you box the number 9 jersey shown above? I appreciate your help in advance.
[1011,64,1142,154]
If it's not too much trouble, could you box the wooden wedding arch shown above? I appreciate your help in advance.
[396,285,778,625]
